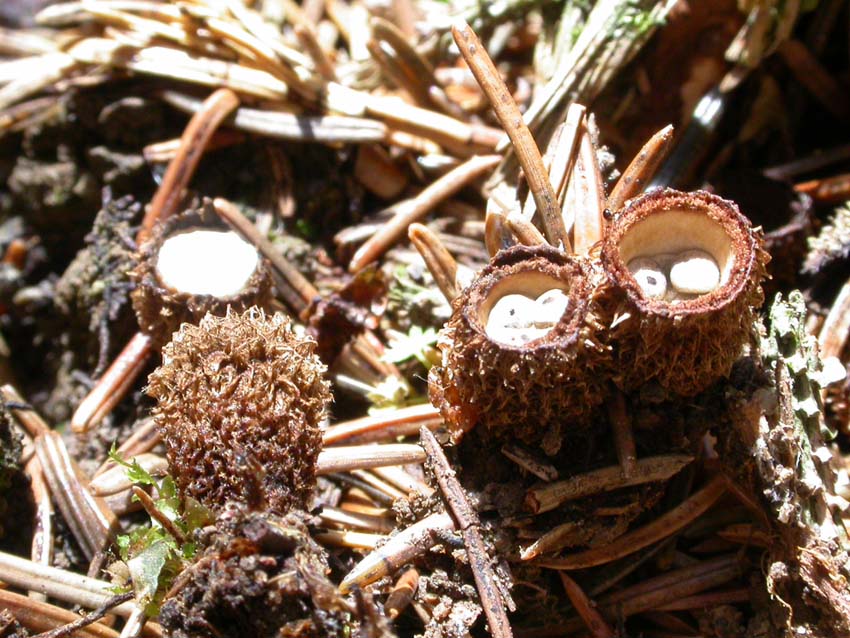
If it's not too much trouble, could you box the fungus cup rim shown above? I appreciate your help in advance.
[137,201,267,303]
[461,244,590,352]
[602,189,758,318]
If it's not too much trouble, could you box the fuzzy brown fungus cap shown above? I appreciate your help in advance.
[601,188,769,395]
[131,201,272,347]
[147,308,331,513]
[159,507,352,638]
[429,244,609,455]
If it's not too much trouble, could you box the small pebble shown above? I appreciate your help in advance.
[669,249,720,294]
[486,289,568,346]
[534,289,570,325]
[627,257,667,298]
[487,294,536,331]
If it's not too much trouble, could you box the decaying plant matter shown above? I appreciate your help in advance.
[159,507,355,638]
[0,402,21,538]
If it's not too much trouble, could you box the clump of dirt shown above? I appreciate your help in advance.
[159,507,353,638]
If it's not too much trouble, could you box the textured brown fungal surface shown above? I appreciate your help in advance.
[160,507,350,638]
[131,201,272,347]
[429,244,608,455]
[602,188,768,395]
[147,308,331,513]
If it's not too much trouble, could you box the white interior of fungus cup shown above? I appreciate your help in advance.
[617,209,734,302]
[155,229,260,297]
[479,272,572,347]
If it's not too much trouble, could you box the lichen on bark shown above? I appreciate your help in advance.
[754,291,850,636]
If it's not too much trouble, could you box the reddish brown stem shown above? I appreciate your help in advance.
[538,476,726,569]
[139,88,239,243]
[212,197,317,312]
[71,332,153,434]
[349,154,500,272]
[409,223,460,302]
[558,573,615,638]
[131,487,186,545]
[322,403,441,446]
[607,125,674,212]
[452,21,569,251]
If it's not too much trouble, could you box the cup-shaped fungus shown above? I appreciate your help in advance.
[429,244,607,455]
[131,201,272,347]
[601,189,768,395]
[146,308,331,513]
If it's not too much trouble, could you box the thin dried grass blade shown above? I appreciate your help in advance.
[0,53,77,110]
[567,123,605,253]
[0,590,119,638]
[317,444,426,474]
[35,432,119,560]
[67,38,289,99]
[322,403,441,446]
[0,551,135,616]
[315,529,385,549]
[0,28,58,56]
[161,90,386,143]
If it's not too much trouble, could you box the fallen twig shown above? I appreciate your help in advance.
[452,21,568,251]
[348,154,500,272]
[420,426,514,638]
[30,592,134,638]
[536,476,726,569]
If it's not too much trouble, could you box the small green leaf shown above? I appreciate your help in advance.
[127,538,172,604]
[383,326,439,368]
[183,496,214,531]
[108,446,157,486]
[116,534,131,561]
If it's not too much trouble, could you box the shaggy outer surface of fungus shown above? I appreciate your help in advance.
[429,244,609,455]
[601,188,769,396]
[147,308,331,513]
[159,507,351,638]
[131,201,272,347]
